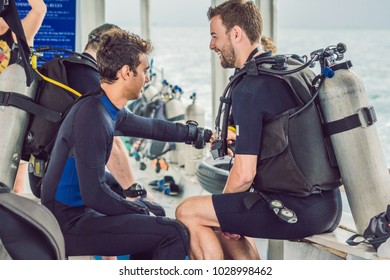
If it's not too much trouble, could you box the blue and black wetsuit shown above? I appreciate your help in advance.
[212,52,342,240]
[41,89,190,259]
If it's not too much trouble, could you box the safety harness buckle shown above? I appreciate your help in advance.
[219,96,231,104]
[0,91,11,106]
[28,155,47,178]
[271,55,288,70]
[324,105,377,136]
[358,105,377,127]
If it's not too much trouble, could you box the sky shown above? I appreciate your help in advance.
[106,0,390,29]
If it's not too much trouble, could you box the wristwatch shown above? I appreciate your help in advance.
[124,183,147,198]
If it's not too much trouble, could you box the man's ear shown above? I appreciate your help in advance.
[231,25,242,42]
[120,64,131,79]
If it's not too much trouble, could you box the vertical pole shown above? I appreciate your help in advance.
[140,0,151,40]
[255,0,278,43]
[210,0,231,125]
[76,0,105,52]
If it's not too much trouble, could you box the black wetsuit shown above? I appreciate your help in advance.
[41,57,191,259]
[212,52,342,240]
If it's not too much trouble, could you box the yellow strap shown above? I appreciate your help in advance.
[31,54,82,97]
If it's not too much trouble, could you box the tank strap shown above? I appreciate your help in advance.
[324,106,377,136]
[0,91,62,123]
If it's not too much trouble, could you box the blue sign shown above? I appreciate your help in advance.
[16,0,76,61]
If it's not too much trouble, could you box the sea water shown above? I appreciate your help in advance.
[128,26,390,166]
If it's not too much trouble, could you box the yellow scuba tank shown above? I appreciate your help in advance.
[184,92,205,175]
[318,45,390,234]
[0,63,37,190]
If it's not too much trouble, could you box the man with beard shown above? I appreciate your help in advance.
[175,0,342,260]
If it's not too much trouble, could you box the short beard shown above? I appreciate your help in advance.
[220,44,235,69]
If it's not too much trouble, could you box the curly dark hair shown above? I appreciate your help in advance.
[207,0,262,45]
[97,29,153,84]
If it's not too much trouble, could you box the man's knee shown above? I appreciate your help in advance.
[175,197,196,222]
[176,196,214,225]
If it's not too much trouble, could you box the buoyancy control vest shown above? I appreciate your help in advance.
[1,47,98,178]
[253,58,341,196]
[22,52,98,165]
[212,54,342,197]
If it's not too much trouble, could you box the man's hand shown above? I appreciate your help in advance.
[211,129,236,156]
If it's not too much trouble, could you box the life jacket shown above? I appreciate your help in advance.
[215,55,342,197]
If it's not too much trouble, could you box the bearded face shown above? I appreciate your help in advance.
[209,16,237,69]
[218,38,236,69]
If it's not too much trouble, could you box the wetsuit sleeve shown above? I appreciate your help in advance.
[73,101,147,215]
[115,108,190,142]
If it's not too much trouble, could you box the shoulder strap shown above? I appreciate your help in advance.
[63,54,98,71]
[258,57,316,105]
[218,55,315,150]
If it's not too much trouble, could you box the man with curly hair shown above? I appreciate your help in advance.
[41,29,207,259]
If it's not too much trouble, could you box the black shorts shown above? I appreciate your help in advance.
[212,188,342,240]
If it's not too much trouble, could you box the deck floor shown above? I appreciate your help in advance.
[129,155,209,218]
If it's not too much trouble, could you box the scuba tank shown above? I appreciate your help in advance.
[164,83,186,167]
[165,84,185,122]
[0,63,37,190]
[143,58,163,102]
[317,44,390,234]
[184,92,205,175]
[143,73,160,102]
[185,92,205,127]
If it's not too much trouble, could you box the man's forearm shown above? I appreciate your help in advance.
[223,154,257,193]
[106,137,135,188]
